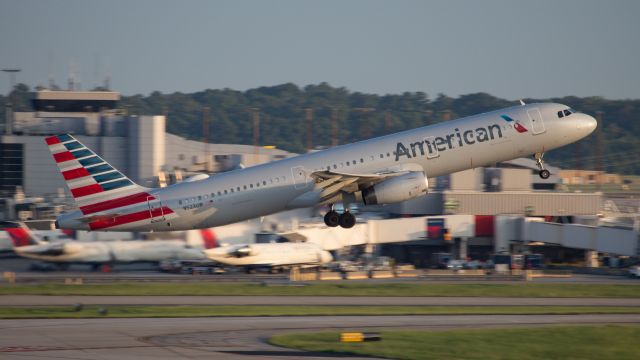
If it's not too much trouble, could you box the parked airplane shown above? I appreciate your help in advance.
[204,242,332,271]
[7,226,218,269]
[49,103,596,231]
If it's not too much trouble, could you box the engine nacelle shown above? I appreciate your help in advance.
[233,245,259,257]
[361,171,428,205]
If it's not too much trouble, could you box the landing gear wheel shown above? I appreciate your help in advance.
[339,212,356,229]
[324,210,340,227]
[534,152,550,179]
[539,169,551,179]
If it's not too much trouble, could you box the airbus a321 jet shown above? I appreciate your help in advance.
[49,103,596,232]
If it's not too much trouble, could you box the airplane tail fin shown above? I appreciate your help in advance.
[45,134,150,214]
[186,228,219,249]
[0,222,40,247]
[200,229,218,249]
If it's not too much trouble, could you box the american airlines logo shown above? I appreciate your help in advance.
[500,115,528,133]
[395,122,505,161]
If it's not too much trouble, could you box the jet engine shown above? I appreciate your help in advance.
[184,174,210,182]
[232,245,259,257]
[361,171,428,205]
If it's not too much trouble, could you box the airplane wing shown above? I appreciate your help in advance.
[308,164,423,205]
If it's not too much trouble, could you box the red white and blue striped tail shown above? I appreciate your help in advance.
[45,134,149,214]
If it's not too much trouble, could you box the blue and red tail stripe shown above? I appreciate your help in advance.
[46,134,174,230]
[45,134,144,202]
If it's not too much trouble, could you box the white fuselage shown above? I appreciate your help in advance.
[14,240,206,264]
[204,242,332,267]
[57,103,597,231]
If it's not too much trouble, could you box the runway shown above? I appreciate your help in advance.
[3,295,640,306]
[1,314,639,359]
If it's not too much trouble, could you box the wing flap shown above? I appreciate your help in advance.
[309,165,422,203]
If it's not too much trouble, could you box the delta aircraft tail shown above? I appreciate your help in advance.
[0,222,41,248]
[186,229,219,249]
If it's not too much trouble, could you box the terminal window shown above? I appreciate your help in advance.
[0,143,24,195]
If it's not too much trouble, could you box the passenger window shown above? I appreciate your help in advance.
[346,162,350,166]
[360,158,364,163]
[263,181,267,185]
[333,164,337,169]
[237,186,240,191]
[380,154,384,158]
[243,185,247,190]
[230,188,234,193]
[387,153,390,157]
[178,200,183,205]
[250,184,253,188]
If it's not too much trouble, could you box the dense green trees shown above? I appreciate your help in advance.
[3,83,640,174]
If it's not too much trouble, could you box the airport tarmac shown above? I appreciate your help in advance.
[1,314,639,359]
[3,295,640,306]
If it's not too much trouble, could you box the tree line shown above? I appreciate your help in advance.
[2,82,639,174]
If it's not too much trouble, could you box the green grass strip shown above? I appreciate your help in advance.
[270,325,640,360]
[1,305,640,319]
[2,282,640,297]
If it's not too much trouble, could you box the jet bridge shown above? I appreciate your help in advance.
[495,216,639,257]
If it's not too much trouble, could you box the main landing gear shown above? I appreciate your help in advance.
[534,152,551,179]
[324,206,356,229]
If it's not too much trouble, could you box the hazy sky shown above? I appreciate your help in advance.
[1,0,639,99]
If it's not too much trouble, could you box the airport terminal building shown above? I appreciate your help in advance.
[0,90,293,199]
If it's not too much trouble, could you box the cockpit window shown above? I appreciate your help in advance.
[558,108,574,118]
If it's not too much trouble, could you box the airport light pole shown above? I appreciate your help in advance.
[331,107,338,147]
[2,68,21,135]
[305,108,313,152]
[250,107,260,164]
[203,106,211,172]
[352,107,376,139]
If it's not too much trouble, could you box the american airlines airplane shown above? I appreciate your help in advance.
[49,103,596,232]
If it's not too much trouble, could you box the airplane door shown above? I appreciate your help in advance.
[147,196,165,223]
[291,166,309,189]
[526,108,546,135]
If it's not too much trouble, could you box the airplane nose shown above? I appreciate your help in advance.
[576,114,597,136]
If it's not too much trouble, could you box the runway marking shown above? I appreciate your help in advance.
[220,350,359,357]
[0,345,155,353]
